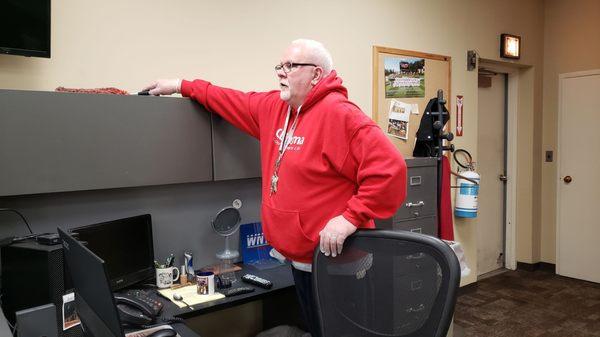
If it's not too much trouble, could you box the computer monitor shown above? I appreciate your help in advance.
[69,214,155,290]
[58,227,124,337]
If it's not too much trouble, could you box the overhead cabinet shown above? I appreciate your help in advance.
[211,114,261,181]
[0,90,261,196]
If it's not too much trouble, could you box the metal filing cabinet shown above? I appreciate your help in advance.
[376,157,438,236]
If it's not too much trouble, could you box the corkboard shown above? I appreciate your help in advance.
[372,46,451,156]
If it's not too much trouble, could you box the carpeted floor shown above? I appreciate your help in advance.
[454,269,600,337]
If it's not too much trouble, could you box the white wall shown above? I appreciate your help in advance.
[0,0,547,285]
[541,0,600,263]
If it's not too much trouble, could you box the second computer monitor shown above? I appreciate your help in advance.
[69,214,155,290]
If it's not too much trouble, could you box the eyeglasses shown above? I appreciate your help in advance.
[274,61,317,73]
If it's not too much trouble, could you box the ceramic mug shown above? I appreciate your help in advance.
[156,266,180,288]
[196,271,215,295]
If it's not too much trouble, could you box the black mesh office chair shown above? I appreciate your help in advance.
[313,230,460,337]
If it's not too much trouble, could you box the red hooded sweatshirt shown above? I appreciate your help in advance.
[181,71,406,263]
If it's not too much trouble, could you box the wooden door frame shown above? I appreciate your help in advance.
[556,69,600,276]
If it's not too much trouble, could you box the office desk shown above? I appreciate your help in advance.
[153,263,298,336]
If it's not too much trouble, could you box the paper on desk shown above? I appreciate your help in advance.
[158,285,225,308]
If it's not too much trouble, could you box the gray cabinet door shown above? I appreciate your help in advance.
[0,90,213,196]
[211,114,261,181]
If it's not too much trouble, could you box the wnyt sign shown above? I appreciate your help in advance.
[246,232,269,248]
[240,222,280,268]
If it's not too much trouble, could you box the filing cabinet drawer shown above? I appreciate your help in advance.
[392,250,441,277]
[393,216,437,237]
[395,165,437,220]
[392,271,439,334]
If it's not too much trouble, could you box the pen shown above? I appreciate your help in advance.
[166,254,174,267]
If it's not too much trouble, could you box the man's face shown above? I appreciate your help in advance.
[277,45,317,108]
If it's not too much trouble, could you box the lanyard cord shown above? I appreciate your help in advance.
[270,106,301,195]
[279,106,300,152]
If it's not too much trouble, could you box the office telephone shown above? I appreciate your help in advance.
[114,290,163,327]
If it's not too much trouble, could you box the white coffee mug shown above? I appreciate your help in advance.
[156,266,180,289]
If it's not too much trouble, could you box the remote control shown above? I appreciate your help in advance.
[241,274,273,289]
[222,286,255,297]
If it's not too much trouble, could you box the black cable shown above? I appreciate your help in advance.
[161,317,185,324]
[140,317,185,329]
[453,149,473,170]
[0,208,33,234]
[8,319,17,336]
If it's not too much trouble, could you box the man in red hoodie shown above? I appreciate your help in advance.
[145,39,406,336]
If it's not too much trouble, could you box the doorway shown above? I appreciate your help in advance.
[473,60,525,275]
[556,70,600,283]
[476,68,508,276]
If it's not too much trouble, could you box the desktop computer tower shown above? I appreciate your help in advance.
[1,240,82,337]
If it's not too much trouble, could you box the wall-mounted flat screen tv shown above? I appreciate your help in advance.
[0,0,51,58]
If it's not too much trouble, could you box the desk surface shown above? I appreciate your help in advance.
[153,263,295,336]
[159,263,294,319]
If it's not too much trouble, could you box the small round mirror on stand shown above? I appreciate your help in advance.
[212,206,241,260]
[211,206,242,283]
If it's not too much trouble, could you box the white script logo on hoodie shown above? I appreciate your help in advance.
[274,128,305,151]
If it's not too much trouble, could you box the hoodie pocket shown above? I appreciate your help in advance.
[261,203,317,261]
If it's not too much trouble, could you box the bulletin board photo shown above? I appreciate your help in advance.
[372,46,451,157]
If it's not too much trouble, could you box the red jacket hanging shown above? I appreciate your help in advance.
[439,156,454,240]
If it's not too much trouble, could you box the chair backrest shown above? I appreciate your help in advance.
[313,230,460,337]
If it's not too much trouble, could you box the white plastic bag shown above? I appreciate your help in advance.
[443,240,471,277]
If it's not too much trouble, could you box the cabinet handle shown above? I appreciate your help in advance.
[406,253,425,260]
[406,304,425,313]
[405,201,425,208]
[411,280,423,291]
[410,176,422,186]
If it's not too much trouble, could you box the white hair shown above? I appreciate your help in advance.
[291,39,333,75]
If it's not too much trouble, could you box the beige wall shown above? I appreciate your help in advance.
[540,0,600,263]
[0,0,548,285]
[516,67,539,263]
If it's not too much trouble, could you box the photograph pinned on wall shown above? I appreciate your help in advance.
[411,103,420,114]
[62,292,80,331]
[384,56,425,98]
[387,99,411,140]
